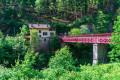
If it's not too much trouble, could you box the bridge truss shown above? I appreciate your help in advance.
[61,33,112,44]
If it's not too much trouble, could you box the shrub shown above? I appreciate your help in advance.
[30,29,39,50]
[20,25,30,36]
[68,28,81,35]
[108,16,120,62]
[0,35,28,67]
[42,68,68,80]
[0,50,43,80]
[80,25,90,34]
[94,11,112,33]
[49,34,61,51]
[34,52,53,69]
[49,46,77,71]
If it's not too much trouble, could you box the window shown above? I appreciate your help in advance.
[43,32,47,36]
[39,30,41,33]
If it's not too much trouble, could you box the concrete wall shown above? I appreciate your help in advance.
[37,29,55,38]
[93,44,107,64]
[39,37,50,52]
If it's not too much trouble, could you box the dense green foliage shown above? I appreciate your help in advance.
[49,34,61,51]
[49,46,77,70]
[69,28,81,35]
[109,16,120,62]
[1,47,120,80]
[34,52,53,69]
[20,25,30,36]
[2,62,120,80]
[94,11,112,33]
[0,0,119,35]
[80,25,90,34]
[68,43,93,65]
[30,29,39,50]
[0,31,28,67]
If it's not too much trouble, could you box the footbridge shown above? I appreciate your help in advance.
[61,33,112,64]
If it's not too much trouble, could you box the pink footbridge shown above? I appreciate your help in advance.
[61,33,112,44]
[61,33,112,64]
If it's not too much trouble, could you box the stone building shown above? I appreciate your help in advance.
[29,24,56,52]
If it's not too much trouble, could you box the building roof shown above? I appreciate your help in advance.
[29,24,51,29]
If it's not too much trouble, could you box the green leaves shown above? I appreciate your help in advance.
[30,29,39,50]
[20,25,30,36]
[49,34,61,51]
[49,46,76,70]
[95,11,112,33]
[0,34,28,67]
[108,16,120,62]
[69,28,81,35]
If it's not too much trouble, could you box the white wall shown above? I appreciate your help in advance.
[37,30,56,38]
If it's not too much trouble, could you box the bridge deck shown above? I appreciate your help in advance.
[61,33,112,44]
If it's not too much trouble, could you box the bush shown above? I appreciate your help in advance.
[34,52,53,69]
[42,68,68,80]
[68,28,81,35]
[1,50,120,80]
[108,16,120,62]
[41,63,120,80]
[0,35,28,67]
[49,46,77,71]
[49,34,61,51]
[0,50,43,80]
[68,43,93,65]
[20,25,30,36]
[80,25,90,34]
[30,29,39,50]
[94,11,112,33]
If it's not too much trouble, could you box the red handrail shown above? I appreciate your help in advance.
[62,33,112,38]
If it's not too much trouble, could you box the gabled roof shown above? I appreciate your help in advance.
[29,24,50,29]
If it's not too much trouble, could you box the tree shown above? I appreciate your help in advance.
[98,0,103,10]
[49,46,76,70]
[20,25,30,36]
[49,34,61,51]
[69,28,81,35]
[35,0,49,11]
[30,29,39,50]
[108,16,120,62]
[0,33,28,67]
[80,25,90,34]
[0,31,3,39]
[95,11,112,33]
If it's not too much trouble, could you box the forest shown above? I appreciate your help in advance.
[0,0,120,80]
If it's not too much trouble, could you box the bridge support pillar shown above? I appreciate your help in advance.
[93,44,107,65]
[61,42,66,48]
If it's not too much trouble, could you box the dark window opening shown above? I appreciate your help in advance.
[43,32,47,36]
[39,30,41,33]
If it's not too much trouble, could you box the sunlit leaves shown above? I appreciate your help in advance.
[108,16,120,62]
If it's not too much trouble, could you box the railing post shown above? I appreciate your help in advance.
[93,44,107,65]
